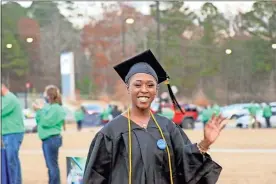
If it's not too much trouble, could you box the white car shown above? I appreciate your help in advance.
[220,104,251,119]
[270,102,276,112]
[63,107,76,123]
[24,116,37,133]
[22,108,37,133]
[236,111,276,128]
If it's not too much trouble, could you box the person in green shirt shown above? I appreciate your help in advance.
[33,85,65,184]
[74,106,86,131]
[247,104,258,117]
[100,105,113,123]
[246,103,260,128]
[1,84,25,184]
[263,103,272,128]
[212,104,221,116]
[201,106,213,125]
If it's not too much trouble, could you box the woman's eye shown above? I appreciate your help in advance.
[134,84,141,87]
[148,84,155,87]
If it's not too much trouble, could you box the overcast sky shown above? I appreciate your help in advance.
[3,1,254,28]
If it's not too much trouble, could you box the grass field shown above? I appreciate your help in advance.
[20,124,276,184]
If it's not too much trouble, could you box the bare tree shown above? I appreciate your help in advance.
[38,14,89,90]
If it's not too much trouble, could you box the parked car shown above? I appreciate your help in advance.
[270,102,276,112]
[24,116,37,133]
[172,104,199,129]
[270,111,276,125]
[22,109,37,133]
[220,103,253,119]
[81,102,110,126]
[151,101,174,120]
[235,110,276,128]
[151,102,199,129]
[63,107,76,124]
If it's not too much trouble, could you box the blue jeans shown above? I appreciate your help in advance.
[42,135,62,184]
[2,133,24,184]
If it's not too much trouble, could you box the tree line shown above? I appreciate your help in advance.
[2,1,276,103]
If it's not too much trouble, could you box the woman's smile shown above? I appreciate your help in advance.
[137,96,150,103]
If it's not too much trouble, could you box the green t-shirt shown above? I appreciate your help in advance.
[1,92,25,135]
[35,103,66,140]
[212,104,221,116]
[75,110,85,122]
[263,105,272,118]
[101,106,112,121]
[202,108,213,123]
[247,105,259,116]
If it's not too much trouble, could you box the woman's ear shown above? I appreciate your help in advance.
[126,84,130,94]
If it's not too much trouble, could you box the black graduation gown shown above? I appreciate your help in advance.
[83,114,222,184]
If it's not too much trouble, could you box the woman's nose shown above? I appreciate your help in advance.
[141,85,148,92]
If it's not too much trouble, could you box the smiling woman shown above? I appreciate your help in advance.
[128,72,157,110]
[83,50,227,184]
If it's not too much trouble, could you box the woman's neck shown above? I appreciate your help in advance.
[130,106,150,118]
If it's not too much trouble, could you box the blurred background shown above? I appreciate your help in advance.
[1,1,276,184]
[2,1,276,105]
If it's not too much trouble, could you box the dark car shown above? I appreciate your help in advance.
[81,104,104,127]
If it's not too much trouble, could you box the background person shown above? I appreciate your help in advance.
[262,103,272,128]
[74,106,86,131]
[33,85,66,184]
[1,83,25,184]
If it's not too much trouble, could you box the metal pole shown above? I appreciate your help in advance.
[274,50,276,95]
[122,13,126,57]
[25,87,29,109]
[240,58,244,103]
[156,1,161,62]
[226,61,229,104]
[224,55,229,105]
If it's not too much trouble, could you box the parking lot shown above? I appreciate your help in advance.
[19,124,276,184]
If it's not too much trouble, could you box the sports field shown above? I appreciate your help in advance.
[20,125,276,184]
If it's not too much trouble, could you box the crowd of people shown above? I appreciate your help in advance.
[201,103,273,128]
[1,81,127,184]
[2,83,65,184]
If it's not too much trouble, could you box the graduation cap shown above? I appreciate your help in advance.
[114,49,184,114]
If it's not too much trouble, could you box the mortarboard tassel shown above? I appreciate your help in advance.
[165,77,185,114]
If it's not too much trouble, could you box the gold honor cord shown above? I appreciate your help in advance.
[127,108,174,184]
[127,108,132,184]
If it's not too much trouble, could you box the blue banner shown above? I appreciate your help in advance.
[60,52,75,99]
[61,74,71,97]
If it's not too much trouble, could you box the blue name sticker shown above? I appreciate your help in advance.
[157,139,167,150]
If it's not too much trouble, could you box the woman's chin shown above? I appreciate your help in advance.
[136,104,150,110]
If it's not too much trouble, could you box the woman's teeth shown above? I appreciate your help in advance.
[138,97,149,103]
